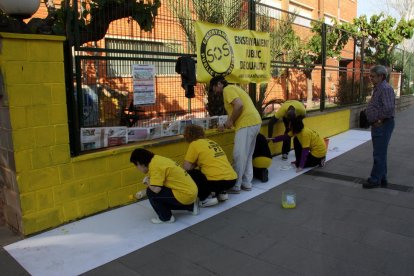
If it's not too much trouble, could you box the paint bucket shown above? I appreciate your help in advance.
[324,138,330,149]
[281,191,296,209]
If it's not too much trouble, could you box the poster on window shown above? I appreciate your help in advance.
[132,64,156,105]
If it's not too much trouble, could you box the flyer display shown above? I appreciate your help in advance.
[132,64,156,105]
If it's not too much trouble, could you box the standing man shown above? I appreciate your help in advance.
[363,65,395,189]
[210,75,262,193]
[268,100,306,160]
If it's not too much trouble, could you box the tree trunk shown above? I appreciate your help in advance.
[305,72,313,109]
[285,68,290,100]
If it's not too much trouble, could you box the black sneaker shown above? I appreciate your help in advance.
[261,169,269,182]
[363,180,380,189]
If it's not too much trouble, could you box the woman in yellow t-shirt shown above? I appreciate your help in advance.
[268,100,306,160]
[130,148,198,224]
[270,117,327,173]
[183,125,237,207]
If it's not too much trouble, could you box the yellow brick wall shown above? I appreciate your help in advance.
[0,33,72,235]
[0,33,351,236]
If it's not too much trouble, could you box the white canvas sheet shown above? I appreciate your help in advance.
[4,129,371,276]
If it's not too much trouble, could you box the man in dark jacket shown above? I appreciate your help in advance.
[363,65,395,189]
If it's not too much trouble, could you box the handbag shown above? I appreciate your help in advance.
[359,110,370,128]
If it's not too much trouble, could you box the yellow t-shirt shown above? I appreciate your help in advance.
[148,155,198,205]
[275,100,306,119]
[289,127,327,158]
[223,85,262,130]
[185,139,237,181]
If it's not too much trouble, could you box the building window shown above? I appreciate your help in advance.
[105,38,181,77]
[289,5,312,27]
[324,14,334,26]
[258,0,282,19]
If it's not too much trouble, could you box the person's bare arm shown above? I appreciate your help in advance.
[143,177,162,193]
[148,185,162,193]
[267,116,278,137]
[183,160,195,171]
[224,98,243,129]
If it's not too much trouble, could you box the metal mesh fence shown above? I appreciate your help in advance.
[70,0,252,153]
[403,50,414,95]
[72,0,252,126]
[66,0,414,154]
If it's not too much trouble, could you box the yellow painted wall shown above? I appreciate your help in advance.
[0,33,351,236]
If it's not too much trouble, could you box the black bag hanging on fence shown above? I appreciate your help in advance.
[359,110,370,128]
[175,56,196,98]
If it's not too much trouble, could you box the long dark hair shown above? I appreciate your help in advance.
[290,117,304,134]
[209,75,228,88]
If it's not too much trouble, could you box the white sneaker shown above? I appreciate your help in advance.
[241,185,252,191]
[199,197,219,207]
[282,154,288,160]
[151,216,175,224]
[217,192,228,201]
[227,187,241,194]
[192,198,200,215]
[319,157,326,168]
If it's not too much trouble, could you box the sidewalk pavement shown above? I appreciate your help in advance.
[2,106,414,276]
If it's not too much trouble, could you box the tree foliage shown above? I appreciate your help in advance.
[166,0,247,53]
[255,9,301,115]
[256,11,301,70]
[296,19,353,75]
[292,18,353,107]
[0,0,161,46]
[351,13,414,66]
[386,0,414,22]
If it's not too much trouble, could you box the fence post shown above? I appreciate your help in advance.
[359,37,365,103]
[320,23,326,111]
[400,50,405,96]
[409,55,413,95]
[64,0,81,156]
[248,0,257,105]
[351,37,357,102]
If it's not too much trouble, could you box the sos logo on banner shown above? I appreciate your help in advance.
[199,28,235,77]
[196,21,270,84]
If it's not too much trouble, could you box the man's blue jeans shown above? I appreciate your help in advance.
[369,118,394,184]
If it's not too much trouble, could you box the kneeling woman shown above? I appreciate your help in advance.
[270,117,326,173]
[183,125,237,207]
[130,148,198,224]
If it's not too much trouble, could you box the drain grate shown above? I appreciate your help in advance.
[305,170,414,192]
